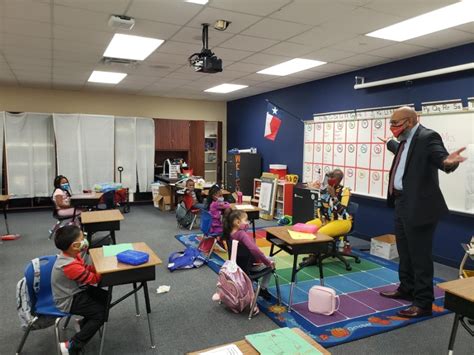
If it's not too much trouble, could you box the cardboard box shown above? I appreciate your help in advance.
[154,194,171,211]
[370,234,398,260]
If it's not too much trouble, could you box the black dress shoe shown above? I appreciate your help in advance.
[259,288,272,301]
[379,289,413,301]
[299,254,318,267]
[397,306,432,318]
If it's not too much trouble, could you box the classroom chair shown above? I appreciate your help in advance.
[16,256,71,355]
[48,207,77,240]
[197,210,221,259]
[226,240,282,320]
[318,202,361,271]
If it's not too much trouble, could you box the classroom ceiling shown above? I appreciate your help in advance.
[0,0,472,101]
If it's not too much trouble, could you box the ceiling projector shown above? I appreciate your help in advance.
[188,24,222,74]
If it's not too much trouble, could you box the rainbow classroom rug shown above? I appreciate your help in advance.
[175,229,449,347]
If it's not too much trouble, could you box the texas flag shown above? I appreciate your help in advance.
[264,103,282,141]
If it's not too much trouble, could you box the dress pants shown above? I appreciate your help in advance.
[394,197,438,309]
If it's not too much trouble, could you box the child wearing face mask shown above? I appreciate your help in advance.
[52,225,106,354]
[52,175,81,218]
[206,185,231,250]
[223,210,275,302]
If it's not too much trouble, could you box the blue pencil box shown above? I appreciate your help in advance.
[117,250,149,265]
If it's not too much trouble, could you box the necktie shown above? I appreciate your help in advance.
[388,140,406,195]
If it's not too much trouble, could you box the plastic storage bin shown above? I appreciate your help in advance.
[117,250,150,265]
[269,164,287,179]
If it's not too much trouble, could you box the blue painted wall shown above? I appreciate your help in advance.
[227,43,474,268]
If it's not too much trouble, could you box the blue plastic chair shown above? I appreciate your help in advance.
[16,255,70,355]
[198,210,221,259]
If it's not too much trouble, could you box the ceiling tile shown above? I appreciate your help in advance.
[406,29,474,50]
[270,0,356,26]
[157,41,202,56]
[127,20,182,41]
[455,22,474,34]
[4,56,51,68]
[330,35,394,54]
[242,53,292,66]
[263,41,314,57]
[53,51,101,65]
[240,73,276,82]
[3,47,53,60]
[225,62,266,73]
[187,7,262,34]
[209,0,292,17]
[242,18,311,41]
[127,0,202,25]
[146,52,189,66]
[170,27,233,47]
[54,39,104,56]
[219,35,278,52]
[53,5,112,32]
[322,7,402,35]
[165,71,205,81]
[210,47,253,61]
[1,34,52,52]
[368,43,431,59]
[3,18,52,38]
[335,53,387,67]
[53,25,113,47]
[289,26,355,50]
[301,47,357,62]
[310,62,358,74]
[3,0,51,22]
[53,0,130,13]
[364,0,459,18]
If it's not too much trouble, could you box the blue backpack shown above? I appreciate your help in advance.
[167,247,206,272]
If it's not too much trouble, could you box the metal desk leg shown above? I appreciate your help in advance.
[142,282,156,349]
[133,283,140,317]
[3,202,10,234]
[448,313,461,355]
[251,219,256,240]
[288,254,298,313]
[110,230,116,244]
[318,254,325,286]
[99,286,113,355]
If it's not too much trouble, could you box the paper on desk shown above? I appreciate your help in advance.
[103,243,134,257]
[233,204,255,210]
[245,327,322,355]
[288,230,316,240]
[199,343,243,355]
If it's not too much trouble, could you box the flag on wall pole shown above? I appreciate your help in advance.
[265,103,282,141]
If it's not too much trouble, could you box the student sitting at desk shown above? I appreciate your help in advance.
[223,210,275,303]
[183,179,205,210]
[52,225,107,355]
[207,184,231,250]
[301,169,351,267]
[53,175,81,218]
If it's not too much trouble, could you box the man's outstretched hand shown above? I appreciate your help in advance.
[444,147,467,166]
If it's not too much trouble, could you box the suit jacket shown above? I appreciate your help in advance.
[386,125,457,226]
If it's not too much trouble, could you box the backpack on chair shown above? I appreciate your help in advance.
[214,240,254,313]
[176,202,195,229]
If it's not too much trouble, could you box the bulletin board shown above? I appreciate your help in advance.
[303,101,474,215]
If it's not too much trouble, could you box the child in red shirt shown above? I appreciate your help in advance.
[52,225,106,354]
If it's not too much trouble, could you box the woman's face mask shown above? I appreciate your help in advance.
[60,183,70,191]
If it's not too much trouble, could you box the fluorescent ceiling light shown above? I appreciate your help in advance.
[257,58,327,76]
[186,0,208,4]
[205,84,248,93]
[104,34,164,60]
[88,71,127,84]
[366,1,474,42]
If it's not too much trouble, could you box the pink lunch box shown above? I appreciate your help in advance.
[308,285,340,315]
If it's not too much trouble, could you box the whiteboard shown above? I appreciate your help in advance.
[303,110,474,214]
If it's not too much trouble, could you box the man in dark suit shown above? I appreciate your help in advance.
[379,106,467,318]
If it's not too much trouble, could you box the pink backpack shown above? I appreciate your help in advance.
[215,240,254,313]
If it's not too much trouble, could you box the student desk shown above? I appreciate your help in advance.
[265,226,333,312]
[230,203,260,239]
[90,242,162,355]
[187,328,331,355]
[81,210,124,245]
[70,192,103,216]
[438,278,474,354]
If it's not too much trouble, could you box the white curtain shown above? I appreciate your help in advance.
[136,118,155,192]
[4,112,55,197]
[115,117,137,193]
[53,114,114,192]
[0,112,5,191]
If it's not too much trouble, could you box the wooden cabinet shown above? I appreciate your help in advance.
[189,121,205,177]
[154,119,190,150]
